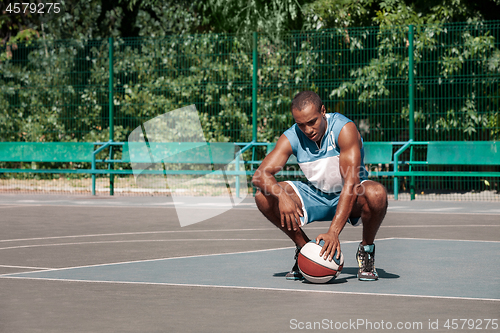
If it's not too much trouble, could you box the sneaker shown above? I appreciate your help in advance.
[286,246,304,280]
[356,243,379,281]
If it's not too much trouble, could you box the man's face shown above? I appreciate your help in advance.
[292,103,327,143]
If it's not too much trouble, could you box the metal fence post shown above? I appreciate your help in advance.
[408,25,415,200]
[92,151,96,196]
[109,37,114,196]
[252,32,258,142]
[235,153,240,198]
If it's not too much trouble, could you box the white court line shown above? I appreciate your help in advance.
[400,207,461,212]
[1,276,498,302]
[0,245,299,275]
[0,239,292,251]
[0,204,44,207]
[0,203,258,210]
[374,224,499,228]
[3,203,500,216]
[387,210,500,215]
[0,228,282,243]
[307,225,500,229]
[0,240,369,275]
[380,237,500,243]
[1,238,498,302]
[2,224,499,244]
[0,264,52,270]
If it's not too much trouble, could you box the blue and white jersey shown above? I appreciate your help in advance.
[283,113,368,194]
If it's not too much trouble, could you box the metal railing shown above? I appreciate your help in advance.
[1,21,499,199]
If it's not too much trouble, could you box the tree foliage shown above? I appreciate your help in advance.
[199,0,306,34]
[302,0,500,29]
[0,0,499,146]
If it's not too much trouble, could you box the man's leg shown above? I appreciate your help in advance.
[353,180,388,245]
[254,181,310,247]
[254,182,311,280]
[351,180,388,281]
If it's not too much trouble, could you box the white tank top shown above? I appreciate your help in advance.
[284,113,368,193]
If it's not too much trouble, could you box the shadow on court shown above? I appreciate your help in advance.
[273,267,400,281]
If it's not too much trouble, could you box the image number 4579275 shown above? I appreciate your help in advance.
[5,2,61,14]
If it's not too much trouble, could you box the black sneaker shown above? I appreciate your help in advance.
[286,246,304,280]
[356,243,379,281]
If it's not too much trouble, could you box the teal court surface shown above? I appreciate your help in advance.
[4,239,500,301]
[0,194,499,332]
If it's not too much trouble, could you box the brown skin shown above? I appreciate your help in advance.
[252,103,388,261]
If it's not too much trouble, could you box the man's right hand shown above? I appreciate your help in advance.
[278,192,303,231]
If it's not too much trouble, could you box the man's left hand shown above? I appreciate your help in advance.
[316,232,341,261]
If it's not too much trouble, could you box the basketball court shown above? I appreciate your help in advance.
[0,194,499,332]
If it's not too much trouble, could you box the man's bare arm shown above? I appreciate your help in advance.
[317,122,362,260]
[252,134,292,195]
[252,134,303,231]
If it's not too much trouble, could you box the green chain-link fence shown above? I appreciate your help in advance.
[1,21,499,199]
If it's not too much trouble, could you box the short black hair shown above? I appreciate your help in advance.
[291,91,323,112]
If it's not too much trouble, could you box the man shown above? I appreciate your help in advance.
[252,91,387,281]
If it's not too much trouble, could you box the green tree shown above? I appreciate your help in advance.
[1,0,499,145]
[307,0,500,141]
[199,0,307,34]
[302,0,500,30]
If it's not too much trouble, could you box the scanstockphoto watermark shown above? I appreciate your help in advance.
[290,318,499,330]
[253,164,367,184]
[127,105,250,227]
[290,318,424,330]
[253,165,368,198]
[127,104,369,227]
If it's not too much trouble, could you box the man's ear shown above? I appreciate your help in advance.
[321,105,326,116]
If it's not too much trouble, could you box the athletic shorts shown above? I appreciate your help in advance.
[284,180,363,227]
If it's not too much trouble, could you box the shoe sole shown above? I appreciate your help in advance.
[357,274,378,281]
[286,276,304,281]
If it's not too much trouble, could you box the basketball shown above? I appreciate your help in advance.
[297,240,344,283]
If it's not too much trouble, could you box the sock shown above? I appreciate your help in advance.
[363,244,375,253]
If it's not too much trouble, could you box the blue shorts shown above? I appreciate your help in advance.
[285,180,363,227]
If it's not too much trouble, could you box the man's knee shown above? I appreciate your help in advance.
[370,181,387,198]
[360,181,388,211]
